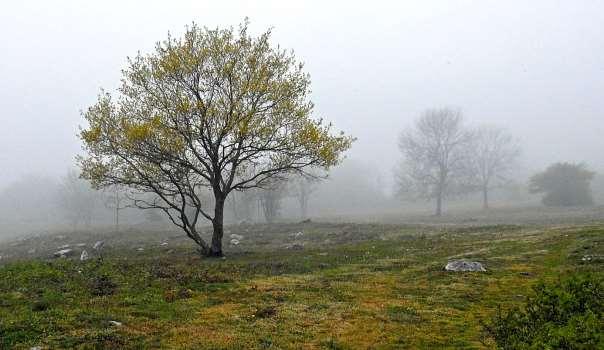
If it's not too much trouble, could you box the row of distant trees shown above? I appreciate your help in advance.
[396,107,520,215]
[395,107,597,215]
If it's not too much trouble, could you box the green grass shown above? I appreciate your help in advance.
[0,224,602,349]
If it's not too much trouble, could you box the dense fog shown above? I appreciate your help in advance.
[1,1,604,239]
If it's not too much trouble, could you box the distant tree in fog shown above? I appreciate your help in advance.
[228,189,258,223]
[529,162,595,206]
[259,180,286,223]
[78,22,352,256]
[290,173,319,220]
[57,169,100,228]
[103,186,128,232]
[396,108,473,216]
[468,126,520,209]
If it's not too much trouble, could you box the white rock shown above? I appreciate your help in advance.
[30,347,42,350]
[160,242,169,246]
[80,250,90,261]
[108,320,122,327]
[137,247,144,252]
[230,239,240,246]
[76,243,87,247]
[230,234,244,241]
[290,231,304,238]
[93,241,105,250]
[53,249,74,258]
[444,260,486,272]
[57,244,70,249]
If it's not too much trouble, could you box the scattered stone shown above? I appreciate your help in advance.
[93,241,105,250]
[230,239,240,246]
[136,247,144,252]
[57,244,70,249]
[230,234,244,241]
[80,250,90,261]
[76,243,87,247]
[444,260,486,272]
[30,347,42,350]
[290,231,304,239]
[160,242,169,246]
[285,243,304,250]
[53,249,74,258]
[108,320,122,327]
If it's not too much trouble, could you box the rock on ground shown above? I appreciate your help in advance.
[444,260,486,272]
[230,234,244,241]
[53,249,74,258]
[80,250,90,261]
[285,242,304,250]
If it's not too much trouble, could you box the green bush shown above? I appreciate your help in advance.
[483,273,603,349]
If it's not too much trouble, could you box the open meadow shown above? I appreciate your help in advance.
[1,206,602,349]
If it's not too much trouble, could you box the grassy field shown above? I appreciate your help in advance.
[0,218,603,349]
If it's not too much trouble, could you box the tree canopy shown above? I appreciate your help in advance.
[78,21,353,256]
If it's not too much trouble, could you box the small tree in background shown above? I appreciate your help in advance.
[290,173,319,220]
[259,180,286,223]
[57,169,101,228]
[468,126,520,209]
[529,162,595,206]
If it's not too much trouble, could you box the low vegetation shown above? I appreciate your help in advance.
[484,273,603,349]
[1,221,602,349]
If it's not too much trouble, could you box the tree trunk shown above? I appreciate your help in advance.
[435,193,442,216]
[482,186,489,210]
[300,193,308,220]
[209,196,225,257]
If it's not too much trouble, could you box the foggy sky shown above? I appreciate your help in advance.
[1,0,603,191]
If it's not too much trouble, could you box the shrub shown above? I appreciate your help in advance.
[89,275,117,296]
[529,163,595,206]
[483,273,603,349]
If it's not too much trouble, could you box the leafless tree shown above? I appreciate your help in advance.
[290,173,319,220]
[397,108,472,216]
[258,180,287,223]
[468,126,520,209]
[56,169,100,228]
[103,185,128,232]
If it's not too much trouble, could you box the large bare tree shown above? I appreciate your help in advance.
[468,126,520,209]
[397,108,472,216]
[78,22,353,256]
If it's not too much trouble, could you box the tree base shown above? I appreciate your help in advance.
[199,249,224,258]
